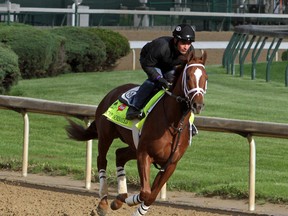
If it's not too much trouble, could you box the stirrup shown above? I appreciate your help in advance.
[126,111,145,120]
[137,112,145,120]
[192,124,198,136]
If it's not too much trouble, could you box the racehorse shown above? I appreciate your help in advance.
[66,50,208,216]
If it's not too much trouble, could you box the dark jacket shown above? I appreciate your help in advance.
[139,36,193,81]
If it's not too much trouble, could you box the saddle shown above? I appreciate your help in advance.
[103,87,165,131]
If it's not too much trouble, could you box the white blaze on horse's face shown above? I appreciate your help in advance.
[182,63,207,114]
[194,68,203,90]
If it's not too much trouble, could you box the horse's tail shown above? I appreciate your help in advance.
[65,118,98,141]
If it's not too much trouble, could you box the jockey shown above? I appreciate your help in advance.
[126,23,196,120]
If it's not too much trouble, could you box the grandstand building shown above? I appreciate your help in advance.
[0,0,287,30]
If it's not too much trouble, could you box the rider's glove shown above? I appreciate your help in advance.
[157,77,169,89]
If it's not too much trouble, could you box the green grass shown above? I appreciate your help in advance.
[0,62,288,204]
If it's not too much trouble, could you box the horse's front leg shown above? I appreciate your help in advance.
[111,147,136,211]
[130,163,177,216]
[125,152,152,215]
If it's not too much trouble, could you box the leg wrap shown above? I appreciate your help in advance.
[125,194,141,206]
[132,203,150,216]
[116,166,127,194]
[99,169,108,199]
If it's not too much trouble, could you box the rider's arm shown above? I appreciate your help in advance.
[140,40,167,80]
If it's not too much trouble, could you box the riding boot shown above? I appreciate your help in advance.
[126,80,156,120]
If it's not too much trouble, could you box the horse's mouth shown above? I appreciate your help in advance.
[192,103,205,114]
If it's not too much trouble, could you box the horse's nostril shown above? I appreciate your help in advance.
[193,103,204,111]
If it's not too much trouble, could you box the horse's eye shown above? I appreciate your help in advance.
[186,75,190,80]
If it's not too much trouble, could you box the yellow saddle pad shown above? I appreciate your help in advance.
[103,90,165,130]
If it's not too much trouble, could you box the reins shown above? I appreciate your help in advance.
[153,63,206,172]
[153,109,189,172]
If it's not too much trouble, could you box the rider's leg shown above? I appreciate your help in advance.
[126,79,156,120]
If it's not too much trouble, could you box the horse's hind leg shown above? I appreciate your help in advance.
[111,147,136,210]
[94,135,114,216]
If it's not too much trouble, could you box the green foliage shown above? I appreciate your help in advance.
[0,158,22,171]
[49,27,106,72]
[0,24,67,78]
[0,43,20,94]
[281,50,288,61]
[87,28,130,70]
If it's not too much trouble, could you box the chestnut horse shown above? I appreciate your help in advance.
[66,51,208,216]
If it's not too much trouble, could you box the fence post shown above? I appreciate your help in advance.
[266,38,282,82]
[251,36,267,80]
[21,111,29,177]
[160,183,167,200]
[239,35,255,77]
[247,134,256,211]
[84,118,93,190]
[285,64,288,87]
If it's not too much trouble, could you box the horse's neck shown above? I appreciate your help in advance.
[163,81,188,124]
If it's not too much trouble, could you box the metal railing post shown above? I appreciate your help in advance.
[222,32,238,68]
[21,111,29,177]
[239,35,255,77]
[160,183,167,200]
[266,38,282,82]
[231,33,246,75]
[285,64,288,87]
[247,134,256,211]
[132,48,136,70]
[251,36,267,80]
[84,118,93,190]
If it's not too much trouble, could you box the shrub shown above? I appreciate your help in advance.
[0,43,20,94]
[50,27,106,72]
[0,24,67,78]
[281,50,288,61]
[87,28,130,70]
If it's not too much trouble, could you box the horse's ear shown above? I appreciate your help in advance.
[200,50,207,65]
[187,49,195,62]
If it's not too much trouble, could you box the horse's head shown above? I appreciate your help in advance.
[181,50,208,114]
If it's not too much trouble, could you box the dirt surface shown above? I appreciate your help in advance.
[1,171,287,216]
[0,182,225,216]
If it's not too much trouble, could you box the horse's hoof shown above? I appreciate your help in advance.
[110,193,128,210]
[95,197,109,216]
[90,209,97,216]
[96,207,107,216]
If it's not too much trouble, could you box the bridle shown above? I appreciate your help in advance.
[164,63,207,110]
[182,63,207,102]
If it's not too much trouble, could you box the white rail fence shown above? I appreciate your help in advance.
[0,95,288,212]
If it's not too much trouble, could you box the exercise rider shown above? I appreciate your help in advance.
[126,23,196,120]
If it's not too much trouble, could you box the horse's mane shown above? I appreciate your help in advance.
[172,50,206,88]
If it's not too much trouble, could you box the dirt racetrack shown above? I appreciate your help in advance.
[1,171,287,216]
[0,181,227,216]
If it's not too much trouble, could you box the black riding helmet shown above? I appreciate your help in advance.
[173,24,195,42]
